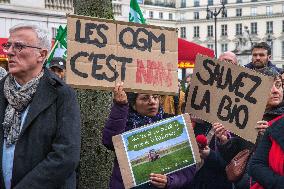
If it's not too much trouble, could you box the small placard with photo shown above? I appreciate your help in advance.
[112,114,200,189]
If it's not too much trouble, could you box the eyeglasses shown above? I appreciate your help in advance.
[223,59,233,64]
[137,95,160,103]
[1,42,42,53]
[273,80,283,89]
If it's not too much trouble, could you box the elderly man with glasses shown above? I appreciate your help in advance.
[0,24,81,189]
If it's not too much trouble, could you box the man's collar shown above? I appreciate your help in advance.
[14,78,22,90]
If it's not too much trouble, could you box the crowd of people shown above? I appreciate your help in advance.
[0,23,283,189]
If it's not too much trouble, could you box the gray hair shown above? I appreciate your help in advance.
[9,23,51,52]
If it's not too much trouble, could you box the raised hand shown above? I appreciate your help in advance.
[212,122,229,144]
[255,120,269,135]
[113,82,128,105]
[150,173,167,188]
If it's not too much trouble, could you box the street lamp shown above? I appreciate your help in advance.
[266,34,273,56]
[206,0,226,58]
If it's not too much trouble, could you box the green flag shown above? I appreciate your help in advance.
[129,0,146,24]
[46,25,67,67]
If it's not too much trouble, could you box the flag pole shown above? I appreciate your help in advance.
[47,40,59,61]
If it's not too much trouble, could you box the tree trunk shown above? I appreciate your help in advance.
[73,1,114,188]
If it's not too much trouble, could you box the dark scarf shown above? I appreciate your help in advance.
[126,107,166,131]
[245,61,282,73]
[263,102,284,121]
[3,71,44,147]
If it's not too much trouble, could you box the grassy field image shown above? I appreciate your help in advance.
[122,115,195,186]
[131,141,194,185]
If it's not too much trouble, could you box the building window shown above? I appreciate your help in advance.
[208,0,213,6]
[52,27,57,39]
[282,4,284,13]
[180,13,185,20]
[236,23,242,35]
[221,44,228,52]
[194,12,199,19]
[222,9,227,18]
[181,0,186,8]
[207,25,213,37]
[180,27,186,38]
[237,0,242,3]
[169,13,173,20]
[282,20,284,33]
[194,0,200,7]
[266,6,272,16]
[236,8,242,17]
[194,26,200,38]
[149,11,153,18]
[251,7,257,16]
[266,21,273,34]
[251,22,257,35]
[221,24,227,36]
[207,44,214,49]
[159,12,163,19]
[282,41,284,58]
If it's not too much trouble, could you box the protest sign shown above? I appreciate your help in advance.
[112,114,200,188]
[66,14,178,95]
[185,55,274,142]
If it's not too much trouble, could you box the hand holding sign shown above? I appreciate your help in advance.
[212,123,229,144]
[255,120,269,135]
[114,82,128,105]
[149,173,167,188]
[199,146,210,160]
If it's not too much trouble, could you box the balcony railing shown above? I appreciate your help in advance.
[0,0,10,3]
[45,0,73,11]
[144,0,175,8]
[113,3,122,16]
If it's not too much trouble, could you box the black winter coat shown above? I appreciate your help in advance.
[0,69,81,189]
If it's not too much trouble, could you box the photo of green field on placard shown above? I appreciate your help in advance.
[122,115,195,186]
[131,141,194,185]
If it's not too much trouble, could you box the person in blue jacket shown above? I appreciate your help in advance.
[245,42,282,73]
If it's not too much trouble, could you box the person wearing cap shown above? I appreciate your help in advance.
[48,57,66,80]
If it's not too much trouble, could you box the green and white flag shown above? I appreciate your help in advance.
[129,0,146,24]
[46,25,67,67]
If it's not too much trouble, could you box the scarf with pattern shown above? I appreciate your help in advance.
[126,107,166,131]
[3,71,44,147]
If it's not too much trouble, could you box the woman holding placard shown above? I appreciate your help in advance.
[102,82,201,189]
[214,67,284,189]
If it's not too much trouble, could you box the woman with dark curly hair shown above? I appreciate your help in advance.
[102,82,199,189]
